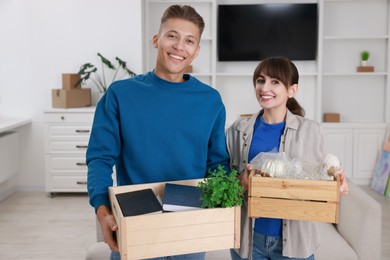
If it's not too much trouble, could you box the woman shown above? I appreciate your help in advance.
[226,57,348,260]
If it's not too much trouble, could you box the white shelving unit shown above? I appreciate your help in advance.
[143,0,390,184]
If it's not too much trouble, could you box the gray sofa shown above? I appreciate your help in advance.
[85,180,382,260]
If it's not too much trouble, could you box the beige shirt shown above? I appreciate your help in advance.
[226,110,325,258]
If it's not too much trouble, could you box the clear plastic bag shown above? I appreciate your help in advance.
[250,151,340,180]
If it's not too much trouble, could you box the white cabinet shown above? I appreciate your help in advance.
[322,127,353,179]
[44,107,95,194]
[0,132,18,185]
[323,124,387,184]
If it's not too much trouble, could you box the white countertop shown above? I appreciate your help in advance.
[0,117,32,134]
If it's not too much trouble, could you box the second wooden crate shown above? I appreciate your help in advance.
[249,175,340,223]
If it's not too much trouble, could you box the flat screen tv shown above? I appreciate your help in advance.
[218,3,318,61]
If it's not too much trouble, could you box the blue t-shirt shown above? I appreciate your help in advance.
[249,115,285,237]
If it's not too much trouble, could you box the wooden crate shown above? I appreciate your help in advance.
[109,179,241,260]
[248,172,340,223]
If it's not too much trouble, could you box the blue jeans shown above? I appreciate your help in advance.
[230,232,315,260]
[110,251,205,260]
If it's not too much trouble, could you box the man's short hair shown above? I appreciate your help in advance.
[160,5,205,36]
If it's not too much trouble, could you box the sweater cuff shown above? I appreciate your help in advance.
[91,194,111,213]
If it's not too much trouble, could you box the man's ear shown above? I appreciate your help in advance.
[152,34,159,48]
[288,84,298,98]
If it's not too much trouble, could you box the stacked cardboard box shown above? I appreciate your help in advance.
[52,74,91,108]
[323,113,340,122]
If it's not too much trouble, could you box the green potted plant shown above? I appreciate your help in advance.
[76,53,136,93]
[198,165,244,208]
[360,50,370,66]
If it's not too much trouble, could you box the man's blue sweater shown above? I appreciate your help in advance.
[87,71,229,211]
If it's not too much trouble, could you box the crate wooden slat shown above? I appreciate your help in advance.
[109,179,241,260]
[248,173,340,223]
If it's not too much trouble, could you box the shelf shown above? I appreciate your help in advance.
[322,122,388,128]
[323,36,389,40]
[216,72,318,77]
[322,72,388,76]
[216,73,252,77]
[147,0,212,3]
[146,36,213,41]
[324,0,385,2]
[191,73,212,77]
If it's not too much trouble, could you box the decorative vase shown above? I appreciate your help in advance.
[360,60,368,66]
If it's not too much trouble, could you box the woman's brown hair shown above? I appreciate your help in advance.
[252,56,305,117]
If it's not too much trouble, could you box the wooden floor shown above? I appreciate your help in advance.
[0,192,96,260]
[0,186,388,260]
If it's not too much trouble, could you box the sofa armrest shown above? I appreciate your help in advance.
[337,180,382,260]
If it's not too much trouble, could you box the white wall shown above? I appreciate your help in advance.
[0,0,143,191]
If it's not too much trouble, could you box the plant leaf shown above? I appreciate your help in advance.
[116,57,136,77]
[98,52,116,70]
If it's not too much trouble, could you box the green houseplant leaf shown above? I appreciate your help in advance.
[198,165,244,208]
[75,53,136,93]
[361,51,370,61]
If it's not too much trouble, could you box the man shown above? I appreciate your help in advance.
[87,5,229,259]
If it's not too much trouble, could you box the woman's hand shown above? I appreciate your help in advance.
[239,164,253,191]
[338,169,349,195]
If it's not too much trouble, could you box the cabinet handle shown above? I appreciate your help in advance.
[76,162,87,166]
[76,145,88,149]
[76,181,87,185]
[75,129,90,133]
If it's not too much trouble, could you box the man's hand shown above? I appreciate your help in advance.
[97,205,119,252]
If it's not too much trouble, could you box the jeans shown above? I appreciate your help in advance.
[230,232,315,260]
[110,251,205,260]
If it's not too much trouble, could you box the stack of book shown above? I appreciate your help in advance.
[115,188,163,217]
[162,183,203,212]
[115,183,204,217]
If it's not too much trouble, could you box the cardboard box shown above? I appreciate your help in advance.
[356,66,374,72]
[51,88,91,108]
[248,173,340,223]
[109,179,240,260]
[185,65,193,73]
[62,73,81,90]
[324,113,340,122]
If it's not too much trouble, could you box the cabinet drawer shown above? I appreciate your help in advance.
[47,156,88,170]
[49,176,88,191]
[47,140,89,153]
[44,112,94,123]
[47,125,92,136]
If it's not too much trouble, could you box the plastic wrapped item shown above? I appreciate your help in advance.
[250,152,341,180]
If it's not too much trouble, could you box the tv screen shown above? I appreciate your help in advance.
[218,4,318,61]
